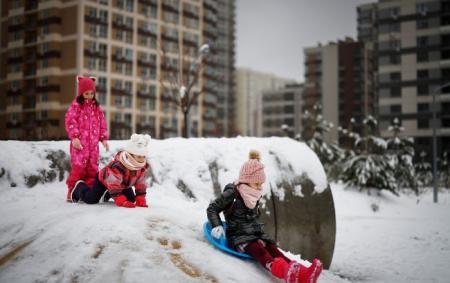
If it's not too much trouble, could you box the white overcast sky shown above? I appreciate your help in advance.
[236,0,375,81]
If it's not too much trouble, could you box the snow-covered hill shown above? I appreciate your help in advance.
[0,138,449,282]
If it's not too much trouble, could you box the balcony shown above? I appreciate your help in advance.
[137,27,157,38]
[111,87,132,96]
[35,84,60,93]
[137,58,156,68]
[84,15,107,26]
[112,21,133,32]
[162,3,179,13]
[112,54,133,64]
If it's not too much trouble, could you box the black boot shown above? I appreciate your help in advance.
[103,191,111,202]
[71,180,85,203]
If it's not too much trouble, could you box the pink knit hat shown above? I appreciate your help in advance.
[238,150,266,184]
[77,76,96,97]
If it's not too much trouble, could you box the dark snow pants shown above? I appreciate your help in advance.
[244,240,292,270]
[73,175,135,204]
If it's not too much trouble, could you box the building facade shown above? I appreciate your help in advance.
[215,0,236,137]
[0,0,235,140]
[303,38,375,144]
[358,0,450,157]
[235,67,294,136]
[262,83,303,137]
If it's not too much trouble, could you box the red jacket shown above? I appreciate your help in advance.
[99,152,149,197]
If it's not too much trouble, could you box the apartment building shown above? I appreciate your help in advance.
[262,83,303,137]
[0,0,235,140]
[358,0,450,156]
[235,67,294,136]
[303,38,375,143]
[215,0,236,137]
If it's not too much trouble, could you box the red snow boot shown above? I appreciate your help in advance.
[271,258,303,283]
[270,257,290,279]
[297,258,323,283]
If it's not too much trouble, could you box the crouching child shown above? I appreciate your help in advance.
[71,134,151,208]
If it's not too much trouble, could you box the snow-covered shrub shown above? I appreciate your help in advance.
[341,116,398,195]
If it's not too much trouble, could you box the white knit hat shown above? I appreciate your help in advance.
[124,134,151,157]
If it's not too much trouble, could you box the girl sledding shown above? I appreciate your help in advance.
[206,150,323,283]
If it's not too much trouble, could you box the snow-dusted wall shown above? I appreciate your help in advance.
[0,137,328,197]
[0,137,335,268]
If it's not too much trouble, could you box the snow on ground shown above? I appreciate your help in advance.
[0,139,449,282]
[330,183,450,283]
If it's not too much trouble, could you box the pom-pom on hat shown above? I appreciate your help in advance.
[238,150,266,184]
[77,76,96,97]
[124,134,151,157]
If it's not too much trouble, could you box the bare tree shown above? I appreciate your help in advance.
[158,36,211,138]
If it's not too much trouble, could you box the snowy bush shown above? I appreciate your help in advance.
[301,104,345,181]
[386,118,418,193]
[341,116,398,195]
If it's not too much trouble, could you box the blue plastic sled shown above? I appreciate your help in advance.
[203,221,253,260]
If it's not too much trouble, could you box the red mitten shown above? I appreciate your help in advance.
[135,195,148,207]
[113,194,135,208]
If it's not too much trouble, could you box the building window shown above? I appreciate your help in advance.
[41,92,48,102]
[417,69,429,79]
[115,62,123,73]
[390,72,401,81]
[416,19,428,29]
[126,0,134,12]
[41,59,49,68]
[99,43,107,56]
[125,96,132,108]
[42,42,49,53]
[125,64,132,75]
[417,51,428,62]
[116,30,123,41]
[390,54,400,64]
[417,36,428,47]
[418,85,428,96]
[418,103,429,113]
[114,96,122,107]
[99,10,108,22]
[124,113,132,124]
[99,59,107,71]
[390,104,401,114]
[88,58,96,70]
[98,93,106,105]
[442,49,450,60]
[98,77,107,90]
[417,3,429,15]
[42,25,49,35]
[418,119,429,129]
[13,32,21,41]
[89,24,97,37]
[99,25,108,38]
[391,87,401,97]
[125,31,133,43]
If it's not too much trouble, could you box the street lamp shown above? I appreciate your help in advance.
[431,82,450,203]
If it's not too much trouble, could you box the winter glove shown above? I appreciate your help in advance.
[211,226,225,239]
[135,195,148,207]
[113,194,135,208]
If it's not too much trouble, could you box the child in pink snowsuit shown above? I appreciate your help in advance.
[65,76,109,202]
